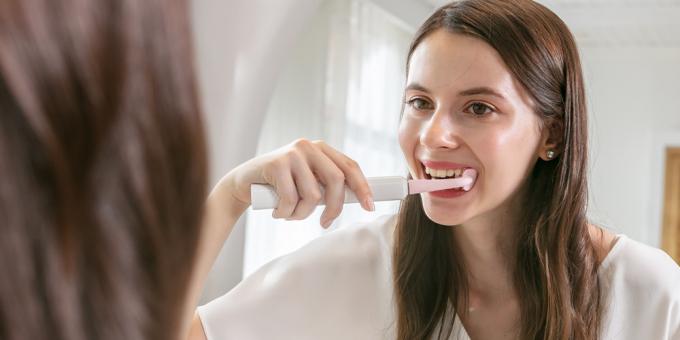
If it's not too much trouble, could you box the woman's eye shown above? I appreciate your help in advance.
[466,102,494,117]
[406,98,433,111]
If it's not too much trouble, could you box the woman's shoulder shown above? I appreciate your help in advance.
[223,213,398,296]
[298,213,398,261]
[598,235,680,339]
[197,214,399,340]
[599,234,680,293]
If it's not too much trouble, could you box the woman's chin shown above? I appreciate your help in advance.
[422,203,468,226]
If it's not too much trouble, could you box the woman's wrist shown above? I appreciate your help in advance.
[209,171,250,221]
[203,171,250,243]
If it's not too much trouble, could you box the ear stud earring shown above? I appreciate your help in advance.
[546,150,555,160]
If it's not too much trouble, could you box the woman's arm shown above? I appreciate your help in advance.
[182,173,248,340]
[179,139,374,340]
[188,313,208,340]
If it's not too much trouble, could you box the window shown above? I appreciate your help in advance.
[243,0,413,276]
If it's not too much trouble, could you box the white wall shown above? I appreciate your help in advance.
[582,46,680,246]
[540,1,680,247]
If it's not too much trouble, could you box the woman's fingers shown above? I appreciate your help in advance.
[313,157,346,228]
[266,160,299,219]
[252,139,373,227]
[287,139,345,227]
[313,141,374,212]
[287,152,323,220]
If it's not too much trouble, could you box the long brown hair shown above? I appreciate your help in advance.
[393,1,600,339]
[0,0,206,339]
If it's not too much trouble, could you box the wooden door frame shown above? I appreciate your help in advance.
[661,147,680,262]
[652,132,680,248]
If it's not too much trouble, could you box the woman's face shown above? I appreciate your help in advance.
[399,30,547,226]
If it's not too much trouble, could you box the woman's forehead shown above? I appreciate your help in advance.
[406,30,523,101]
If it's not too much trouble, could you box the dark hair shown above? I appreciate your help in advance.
[0,0,207,339]
[393,1,600,339]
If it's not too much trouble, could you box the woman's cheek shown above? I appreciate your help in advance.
[482,134,533,200]
[469,133,508,194]
[398,117,421,169]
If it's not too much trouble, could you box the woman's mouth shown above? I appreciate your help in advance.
[424,166,469,179]
[420,160,474,179]
[420,161,477,197]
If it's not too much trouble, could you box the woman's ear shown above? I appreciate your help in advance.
[538,120,561,161]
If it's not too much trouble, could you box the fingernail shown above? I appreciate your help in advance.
[321,218,332,228]
[364,197,375,212]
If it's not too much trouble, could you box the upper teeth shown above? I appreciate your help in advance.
[425,167,465,178]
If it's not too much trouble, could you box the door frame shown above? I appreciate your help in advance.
[651,131,680,247]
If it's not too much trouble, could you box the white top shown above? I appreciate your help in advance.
[198,215,680,340]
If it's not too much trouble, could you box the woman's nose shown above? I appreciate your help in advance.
[419,111,461,150]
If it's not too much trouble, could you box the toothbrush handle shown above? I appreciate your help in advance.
[250,176,408,210]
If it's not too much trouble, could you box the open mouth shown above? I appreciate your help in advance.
[421,164,472,180]
[419,162,476,193]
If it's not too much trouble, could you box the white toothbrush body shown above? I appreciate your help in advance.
[250,170,477,210]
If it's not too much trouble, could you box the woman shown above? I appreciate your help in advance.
[0,0,209,339]
[194,1,680,339]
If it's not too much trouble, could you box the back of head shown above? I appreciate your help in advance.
[0,0,207,339]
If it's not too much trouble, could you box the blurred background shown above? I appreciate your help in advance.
[192,0,680,303]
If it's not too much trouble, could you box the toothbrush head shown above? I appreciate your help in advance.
[462,168,477,191]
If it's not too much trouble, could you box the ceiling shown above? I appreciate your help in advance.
[417,0,680,47]
[424,0,680,7]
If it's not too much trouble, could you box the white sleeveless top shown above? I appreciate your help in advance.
[198,215,680,340]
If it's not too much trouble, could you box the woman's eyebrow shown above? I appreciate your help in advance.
[404,82,430,93]
[458,86,507,100]
[405,83,507,101]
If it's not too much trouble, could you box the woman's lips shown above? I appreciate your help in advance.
[428,187,469,198]
[421,160,474,170]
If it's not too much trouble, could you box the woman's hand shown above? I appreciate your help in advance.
[226,138,374,228]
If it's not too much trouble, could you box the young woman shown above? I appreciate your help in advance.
[193,1,680,339]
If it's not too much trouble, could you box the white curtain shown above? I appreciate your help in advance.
[243,0,414,277]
